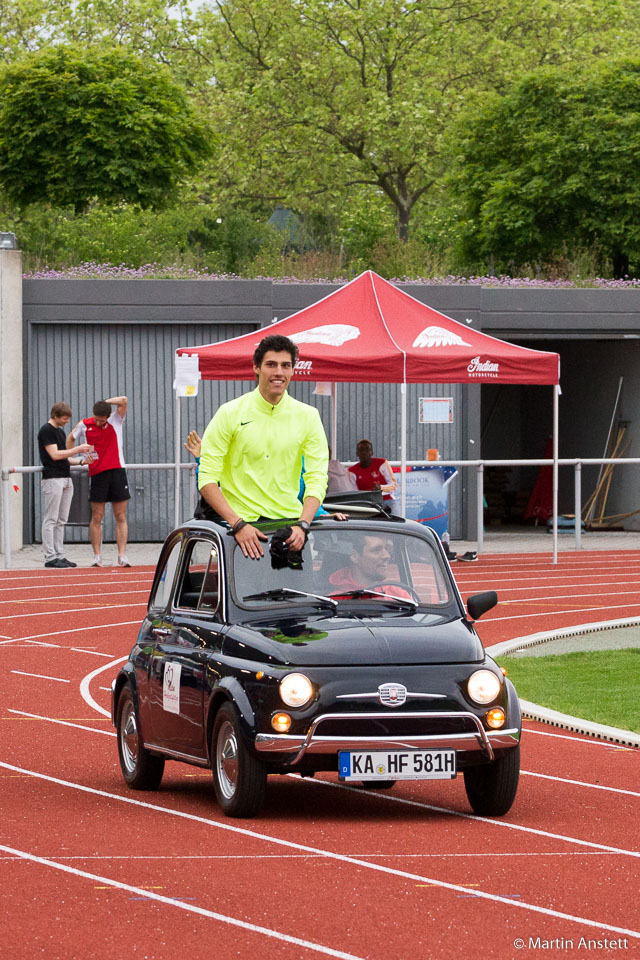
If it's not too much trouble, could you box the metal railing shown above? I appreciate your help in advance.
[1,462,197,569]
[2,457,639,569]
[389,457,640,554]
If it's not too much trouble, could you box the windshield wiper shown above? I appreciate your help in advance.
[242,588,338,610]
[328,588,418,611]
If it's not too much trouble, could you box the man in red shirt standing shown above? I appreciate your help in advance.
[348,439,400,515]
[67,396,131,567]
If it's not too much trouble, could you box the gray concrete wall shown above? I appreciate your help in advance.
[17,278,640,542]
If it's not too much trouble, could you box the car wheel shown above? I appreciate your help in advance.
[463,745,520,816]
[116,684,165,790]
[212,702,267,818]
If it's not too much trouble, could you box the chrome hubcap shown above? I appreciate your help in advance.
[121,701,139,774]
[216,720,239,799]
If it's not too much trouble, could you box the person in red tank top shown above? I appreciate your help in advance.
[68,396,131,567]
[348,439,399,514]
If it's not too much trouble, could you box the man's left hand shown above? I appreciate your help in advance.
[287,525,308,551]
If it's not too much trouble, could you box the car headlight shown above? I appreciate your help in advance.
[467,669,501,705]
[280,673,314,708]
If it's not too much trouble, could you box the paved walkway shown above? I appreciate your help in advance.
[5,524,640,570]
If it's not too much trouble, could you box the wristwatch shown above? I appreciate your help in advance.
[297,520,310,533]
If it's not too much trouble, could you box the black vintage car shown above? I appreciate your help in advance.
[112,513,521,818]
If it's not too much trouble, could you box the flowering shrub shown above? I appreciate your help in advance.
[22,261,640,287]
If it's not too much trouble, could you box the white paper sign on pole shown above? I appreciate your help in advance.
[173,354,201,397]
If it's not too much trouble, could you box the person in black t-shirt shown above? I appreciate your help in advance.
[38,402,92,568]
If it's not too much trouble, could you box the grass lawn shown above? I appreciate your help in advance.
[496,648,640,734]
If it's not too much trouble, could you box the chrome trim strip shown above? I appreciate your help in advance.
[335,692,446,701]
[143,741,209,766]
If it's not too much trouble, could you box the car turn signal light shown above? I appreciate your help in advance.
[272,713,292,733]
[485,707,505,729]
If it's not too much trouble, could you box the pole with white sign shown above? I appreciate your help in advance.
[173,354,201,528]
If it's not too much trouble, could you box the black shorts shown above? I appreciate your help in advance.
[89,468,131,504]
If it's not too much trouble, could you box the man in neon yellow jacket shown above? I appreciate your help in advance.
[198,334,328,560]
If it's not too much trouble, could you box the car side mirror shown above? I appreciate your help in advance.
[467,590,498,621]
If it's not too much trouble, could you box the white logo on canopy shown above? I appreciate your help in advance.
[290,324,360,347]
[412,325,471,348]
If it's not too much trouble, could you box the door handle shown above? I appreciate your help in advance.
[152,627,172,637]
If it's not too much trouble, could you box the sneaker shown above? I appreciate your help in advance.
[91,555,102,567]
[59,558,77,568]
[444,548,457,562]
[44,558,66,568]
[458,551,478,562]
[117,556,132,567]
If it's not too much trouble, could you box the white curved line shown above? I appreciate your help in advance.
[79,656,128,717]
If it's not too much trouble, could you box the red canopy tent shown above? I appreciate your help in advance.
[175,271,562,557]
[177,269,559,384]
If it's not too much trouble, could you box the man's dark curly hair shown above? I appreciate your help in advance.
[253,334,299,368]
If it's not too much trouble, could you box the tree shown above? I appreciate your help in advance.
[199,0,639,241]
[449,59,640,277]
[0,44,212,212]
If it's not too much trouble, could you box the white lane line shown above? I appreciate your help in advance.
[0,761,638,940]
[0,851,623,861]
[300,777,640,860]
[79,657,128,718]
[521,770,640,797]
[0,589,148,605]
[0,844,364,960]
[493,588,640,606]
[7,709,116,736]
[7,710,638,849]
[10,671,70,683]
[456,573,640,587]
[0,603,145,622]
[0,578,151,593]
[523,726,635,748]
[70,648,116,658]
[0,620,140,645]
[483,601,640,624]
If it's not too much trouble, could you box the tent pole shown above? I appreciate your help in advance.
[401,382,407,516]
[552,385,559,564]
[174,393,181,529]
[331,382,338,458]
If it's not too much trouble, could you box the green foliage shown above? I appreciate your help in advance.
[0,44,212,212]
[0,194,284,274]
[497,649,640,733]
[450,58,640,277]
[203,0,638,240]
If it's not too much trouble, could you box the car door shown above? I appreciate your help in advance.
[136,536,183,736]
[147,536,225,756]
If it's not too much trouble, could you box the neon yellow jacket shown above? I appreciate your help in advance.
[198,388,328,521]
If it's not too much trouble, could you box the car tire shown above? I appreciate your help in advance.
[212,702,267,818]
[116,684,165,790]
[463,745,520,816]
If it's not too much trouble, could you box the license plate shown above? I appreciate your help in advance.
[338,749,456,781]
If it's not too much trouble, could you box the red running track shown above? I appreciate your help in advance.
[0,554,638,960]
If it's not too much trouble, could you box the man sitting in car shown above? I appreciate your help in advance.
[328,535,413,599]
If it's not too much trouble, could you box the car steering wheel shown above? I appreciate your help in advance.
[368,580,421,603]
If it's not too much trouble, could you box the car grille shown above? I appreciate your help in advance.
[312,714,478,738]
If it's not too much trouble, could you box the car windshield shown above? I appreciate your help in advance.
[232,525,453,611]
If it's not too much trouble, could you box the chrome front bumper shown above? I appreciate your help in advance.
[254,710,520,764]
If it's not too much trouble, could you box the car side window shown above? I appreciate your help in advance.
[149,541,182,613]
[176,539,220,614]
